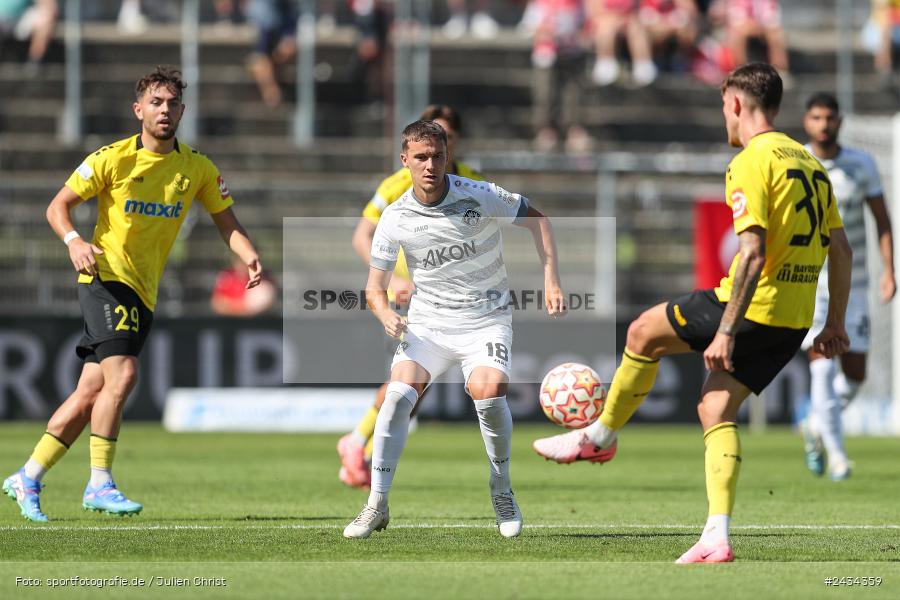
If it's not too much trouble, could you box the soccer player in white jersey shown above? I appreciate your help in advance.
[343,120,568,539]
[800,92,895,481]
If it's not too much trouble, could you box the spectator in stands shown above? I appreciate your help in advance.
[531,0,593,153]
[863,0,900,84]
[213,0,245,29]
[350,0,391,106]
[246,0,298,107]
[638,0,699,71]
[587,0,658,86]
[443,0,501,39]
[708,0,790,83]
[211,256,276,316]
[0,0,57,66]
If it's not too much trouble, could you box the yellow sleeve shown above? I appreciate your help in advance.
[455,161,485,181]
[727,155,769,233]
[363,169,412,224]
[195,157,234,215]
[64,146,114,200]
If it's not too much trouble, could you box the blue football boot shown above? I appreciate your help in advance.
[3,469,49,522]
[82,481,143,516]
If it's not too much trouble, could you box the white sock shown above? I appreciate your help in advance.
[585,419,617,448]
[90,468,113,488]
[23,458,47,482]
[473,396,513,496]
[367,381,417,510]
[832,370,861,408]
[810,358,846,464]
[699,514,730,545]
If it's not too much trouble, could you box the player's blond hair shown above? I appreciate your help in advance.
[721,62,782,112]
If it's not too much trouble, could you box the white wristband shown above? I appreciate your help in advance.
[63,231,81,246]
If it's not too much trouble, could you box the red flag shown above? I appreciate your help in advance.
[694,198,739,289]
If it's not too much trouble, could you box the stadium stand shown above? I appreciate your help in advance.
[0,0,895,316]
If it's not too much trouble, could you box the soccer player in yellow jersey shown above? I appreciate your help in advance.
[533,63,853,562]
[337,105,484,489]
[2,66,264,522]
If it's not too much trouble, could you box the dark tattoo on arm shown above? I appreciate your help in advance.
[719,227,766,336]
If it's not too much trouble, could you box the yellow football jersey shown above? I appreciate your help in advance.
[65,135,233,310]
[361,160,483,281]
[715,131,843,329]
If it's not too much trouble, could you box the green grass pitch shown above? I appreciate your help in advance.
[0,422,898,598]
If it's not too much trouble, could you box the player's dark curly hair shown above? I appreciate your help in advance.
[401,120,448,152]
[419,104,463,133]
[135,65,187,101]
[721,62,782,112]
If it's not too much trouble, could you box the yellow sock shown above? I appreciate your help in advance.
[364,436,374,461]
[704,422,742,515]
[354,406,379,442]
[598,349,660,431]
[30,433,69,470]
[89,435,117,471]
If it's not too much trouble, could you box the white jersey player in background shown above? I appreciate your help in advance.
[344,120,567,539]
[800,92,895,481]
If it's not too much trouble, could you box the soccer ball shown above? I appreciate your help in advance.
[539,363,607,429]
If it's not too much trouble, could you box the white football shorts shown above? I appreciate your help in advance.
[801,286,870,353]
[391,322,513,387]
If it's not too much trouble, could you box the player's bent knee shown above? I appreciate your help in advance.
[468,382,508,400]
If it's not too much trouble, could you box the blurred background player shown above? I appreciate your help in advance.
[533,63,851,563]
[2,66,263,522]
[344,120,567,539]
[339,104,484,490]
[799,92,895,481]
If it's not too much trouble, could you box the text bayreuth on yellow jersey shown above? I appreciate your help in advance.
[65,135,233,310]
[715,132,844,329]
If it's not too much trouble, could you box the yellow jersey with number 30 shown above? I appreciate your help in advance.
[65,135,234,310]
[714,131,843,329]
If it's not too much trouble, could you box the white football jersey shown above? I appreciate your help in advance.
[807,145,883,291]
[370,174,529,329]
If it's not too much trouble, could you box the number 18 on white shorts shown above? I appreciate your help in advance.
[391,322,513,385]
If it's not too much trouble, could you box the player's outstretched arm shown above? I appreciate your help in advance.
[210,207,263,289]
[704,226,766,372]
[46,185,104,275]
[352,217,377,265]
[366,266,406,338]
[866,194,896,301]
[814,227,852,358]
[517,205,567,317]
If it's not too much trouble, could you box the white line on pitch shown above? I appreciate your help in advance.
[1,523,899,532]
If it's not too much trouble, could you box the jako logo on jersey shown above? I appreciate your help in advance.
[731,189,747,219]
[124,200,184,218]
[422,240,476,268]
